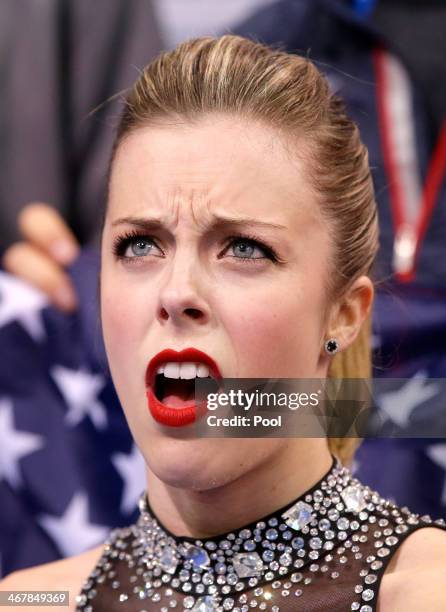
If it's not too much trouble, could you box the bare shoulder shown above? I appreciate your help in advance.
[377,527,446,611]
[378,566,446,611]
[385,526,446,573]
[0,544,105,612]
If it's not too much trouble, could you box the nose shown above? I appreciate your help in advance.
[157,252,211,327]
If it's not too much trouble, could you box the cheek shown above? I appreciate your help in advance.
[101,270,155,387]
[214,279,325,377]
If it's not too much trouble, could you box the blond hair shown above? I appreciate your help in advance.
[111,35,379,466]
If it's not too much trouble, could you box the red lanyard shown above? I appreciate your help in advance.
[374,47,446,283]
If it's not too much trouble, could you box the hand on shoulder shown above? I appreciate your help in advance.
[0,544,104,612]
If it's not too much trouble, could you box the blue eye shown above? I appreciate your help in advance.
[126,238,153,257]
[112,233,161,261]
[229,238,268,260]
[112,232,279,265]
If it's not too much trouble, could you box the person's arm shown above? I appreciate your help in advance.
[2,203,80,312]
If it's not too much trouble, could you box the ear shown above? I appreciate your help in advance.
[325,276,374,351]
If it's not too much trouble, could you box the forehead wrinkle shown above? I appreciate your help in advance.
[164,185,216,233]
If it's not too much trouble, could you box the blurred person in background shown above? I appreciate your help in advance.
[0,0,162,250]
[2,0,446,577]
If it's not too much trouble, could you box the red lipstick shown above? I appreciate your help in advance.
[145,347,222,427]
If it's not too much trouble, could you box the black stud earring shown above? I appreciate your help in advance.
[324,338,339,355]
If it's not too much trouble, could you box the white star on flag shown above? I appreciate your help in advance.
[112,444,146,514]
[426,444,446,507]
[39,492,110,557]
[377,370,440,428]
[50,366,107,429]
[0,398,45,488]
[0,272,48,341]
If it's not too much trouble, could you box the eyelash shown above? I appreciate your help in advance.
[112,230,280,265]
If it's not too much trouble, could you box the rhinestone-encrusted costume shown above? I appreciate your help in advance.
[75,456,446,611]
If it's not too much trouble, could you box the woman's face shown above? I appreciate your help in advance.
[101,115,334,490]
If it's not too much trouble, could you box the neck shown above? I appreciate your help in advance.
[145,439,333,539]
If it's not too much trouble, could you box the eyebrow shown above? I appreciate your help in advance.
[110,215,287,231]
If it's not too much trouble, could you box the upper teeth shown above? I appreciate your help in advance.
[157,362,211,379]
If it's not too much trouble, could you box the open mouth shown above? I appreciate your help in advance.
[145,348,223,426]
[154,373,220,408]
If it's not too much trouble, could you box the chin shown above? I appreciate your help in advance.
[144,436,245,491]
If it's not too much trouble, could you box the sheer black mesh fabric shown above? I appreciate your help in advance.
[75,459,446,612]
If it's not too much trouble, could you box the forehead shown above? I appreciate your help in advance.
[107,115,324,232]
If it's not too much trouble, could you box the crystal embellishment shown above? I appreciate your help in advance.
[180,543,211,570]
[232,552,263,578]
[192,595,220,611]
[282,501,314,530]
[73,456,446,612]
[158,545,178,574]
[341,485,367,513]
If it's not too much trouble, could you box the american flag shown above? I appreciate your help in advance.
[1,248,446,576]
[0,249,143,577]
